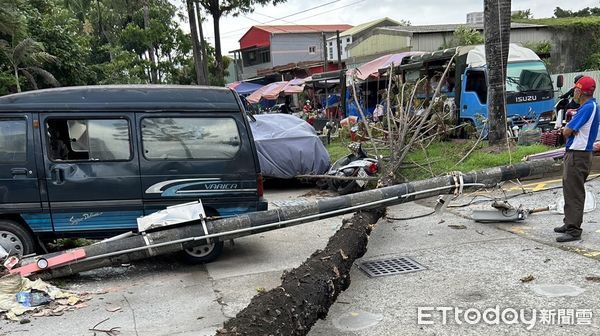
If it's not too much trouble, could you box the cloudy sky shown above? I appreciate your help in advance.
[182,0,600,55]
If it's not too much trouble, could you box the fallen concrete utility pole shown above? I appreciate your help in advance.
[28,158,556,279]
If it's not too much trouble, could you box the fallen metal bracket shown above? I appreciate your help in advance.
[472,208,528,223]
[472,201,529,223]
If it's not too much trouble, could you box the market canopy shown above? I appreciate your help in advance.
[246,81,304,103]
[350,51,425,81]
[226,81,264,95]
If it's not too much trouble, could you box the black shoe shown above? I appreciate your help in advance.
[554,225,567,233]
[556,234,581,242]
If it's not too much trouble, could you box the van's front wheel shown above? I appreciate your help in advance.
[0,220,36,257]
[180,241,224,264]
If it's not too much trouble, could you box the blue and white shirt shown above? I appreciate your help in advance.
[566,98,600,151]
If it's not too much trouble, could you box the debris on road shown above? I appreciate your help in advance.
[585,275,600,282]
[448,224,467,230]
[105,306,122,313]
[89,317,120,336]
[520,275,535,283]
[0,274,89,321]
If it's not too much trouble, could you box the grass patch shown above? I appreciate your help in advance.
[402,141,551,180]
[326,139,552,181]
[325,140,391,163]
[515,16,600,27]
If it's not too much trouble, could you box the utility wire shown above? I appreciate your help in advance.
[219,0,342,37]
[220,0,367,38]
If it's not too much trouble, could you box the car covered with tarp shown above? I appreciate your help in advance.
[249,114,330,179]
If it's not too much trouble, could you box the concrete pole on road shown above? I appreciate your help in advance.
[34,159,558,279]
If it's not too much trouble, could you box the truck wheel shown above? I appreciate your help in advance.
[180,241,224,264]
[0,220,36,257]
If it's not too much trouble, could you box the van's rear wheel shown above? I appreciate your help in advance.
[180,241,224,264]
[0,220,36,257]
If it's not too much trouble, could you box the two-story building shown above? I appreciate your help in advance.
[232,24,353,80]
[326,17,403,64]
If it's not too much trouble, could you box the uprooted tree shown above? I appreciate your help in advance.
[344,55,465,186]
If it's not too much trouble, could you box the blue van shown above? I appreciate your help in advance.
[0,85,267,262]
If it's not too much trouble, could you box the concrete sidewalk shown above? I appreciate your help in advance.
[309,178,600,335]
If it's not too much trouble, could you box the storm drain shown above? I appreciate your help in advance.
[359,257,426,278]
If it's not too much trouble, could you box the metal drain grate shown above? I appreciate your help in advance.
[359,257,426,278]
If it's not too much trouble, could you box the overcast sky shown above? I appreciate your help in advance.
[179,0,600,56]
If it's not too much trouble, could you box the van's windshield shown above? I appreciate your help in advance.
[505,61,553,93]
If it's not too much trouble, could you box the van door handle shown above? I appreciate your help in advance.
[50,167,65,185]
[11,168,29,176]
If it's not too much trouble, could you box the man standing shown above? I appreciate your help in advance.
[555,76,600,242]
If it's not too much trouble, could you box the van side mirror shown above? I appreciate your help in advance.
[557,75,564,89]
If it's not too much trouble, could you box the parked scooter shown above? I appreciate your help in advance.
[325,142,378,195]
[553,97,570,129]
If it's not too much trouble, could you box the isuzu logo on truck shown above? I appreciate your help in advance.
[515,96,537,103]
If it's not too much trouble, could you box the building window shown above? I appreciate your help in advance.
[259,49,270,63]
[329,52,333,59]
[308,46,316,54]
[346,38,351,43]
[329,41,333,46]
[243,47,270,67]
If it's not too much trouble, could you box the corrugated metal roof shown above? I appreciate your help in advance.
[254,24,353,34]
[384,22,546,34]
[337,17,401,37]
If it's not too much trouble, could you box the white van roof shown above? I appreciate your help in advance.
[466,43,542,67]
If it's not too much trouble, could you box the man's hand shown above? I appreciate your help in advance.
[562,127,577,137]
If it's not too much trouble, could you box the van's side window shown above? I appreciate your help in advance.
[141,117,241,160]
[0,118,26,162]
[45,119,131,161]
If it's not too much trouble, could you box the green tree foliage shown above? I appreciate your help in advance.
[0,37,59,92]
[0,0,27,37]
[0,1,60,93]
[442,26,484,48]
[554,6,600,18]
[511,9,532,20]
[198,0,287,83]
[0,0,235,95]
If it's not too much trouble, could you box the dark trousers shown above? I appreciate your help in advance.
[562,151,593,236]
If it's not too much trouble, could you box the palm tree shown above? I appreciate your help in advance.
[0,37,59,92]
[484,0,512,146]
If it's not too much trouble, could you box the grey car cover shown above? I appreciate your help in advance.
[249,114,331,178]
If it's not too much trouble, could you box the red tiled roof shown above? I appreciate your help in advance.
[253,24,353,34]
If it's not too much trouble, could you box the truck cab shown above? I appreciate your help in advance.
[397,44,555,130]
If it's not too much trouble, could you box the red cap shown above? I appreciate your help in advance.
[575,76,596,95]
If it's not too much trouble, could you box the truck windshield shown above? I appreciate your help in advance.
[505,61,553,93]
